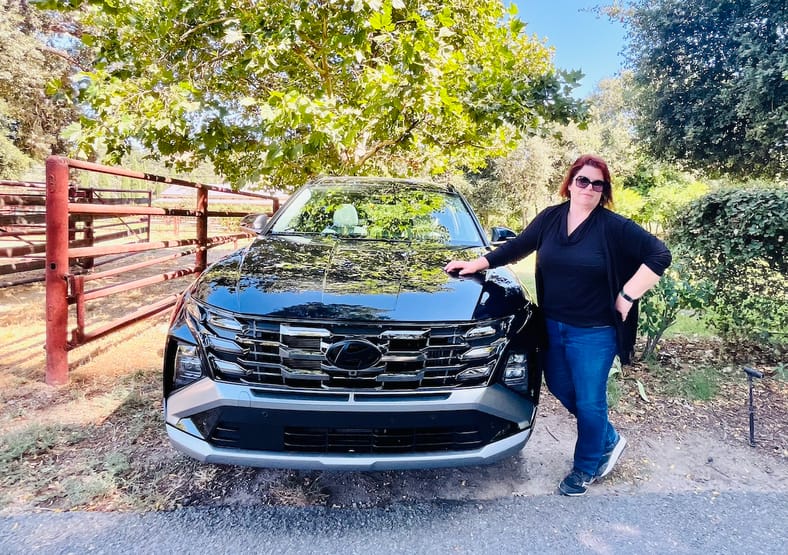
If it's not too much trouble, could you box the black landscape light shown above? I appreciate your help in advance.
[743,366,764,447]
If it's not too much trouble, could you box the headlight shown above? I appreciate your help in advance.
[211,357,248,378]
[184,297,243,334]
[207,312,243,332]
[185,298,203,323]
[464,325,497,339]
[464,317,511,339]
[173,343,203,389]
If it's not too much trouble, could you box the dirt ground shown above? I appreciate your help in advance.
[0,262,786,513]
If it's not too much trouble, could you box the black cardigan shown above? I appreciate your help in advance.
[485,203,672,364]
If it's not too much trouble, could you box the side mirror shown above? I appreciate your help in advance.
[240,213,269,234]
[490,226,517,244]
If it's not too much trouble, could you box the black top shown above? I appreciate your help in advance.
[538,209,614,326]
[484,203,672,364]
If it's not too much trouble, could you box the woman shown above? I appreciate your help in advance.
[445,155,671,496]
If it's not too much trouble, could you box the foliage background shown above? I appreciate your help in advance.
[1,0,785,358]
[625,0,788,179]
[43,0,587,190]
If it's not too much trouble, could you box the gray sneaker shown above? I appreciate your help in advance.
[596,435,627,479]
[558,468,596,496]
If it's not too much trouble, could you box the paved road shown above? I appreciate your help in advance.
[2,491,786,554]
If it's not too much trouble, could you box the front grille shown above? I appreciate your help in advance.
[193,306,511,390]
[283,426,487,453]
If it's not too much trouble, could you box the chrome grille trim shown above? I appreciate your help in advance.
[281,324,331,338]
[197,310,511,390]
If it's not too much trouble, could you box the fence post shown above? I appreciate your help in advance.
[45,157,70,385]
[83,188,95,271]
[146,190,152,243]
[195,186,208,272]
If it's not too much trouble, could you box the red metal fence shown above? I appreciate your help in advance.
[1,180,152,286]
[43,156,280,385]
[1,180,48,283]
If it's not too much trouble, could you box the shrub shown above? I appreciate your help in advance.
[638,259,710,360]
[666,187,787,346]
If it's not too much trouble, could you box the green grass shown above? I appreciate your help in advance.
[664,311,716,338]
[510,255,536,294]
[607,376,623,408]
[0,424,88,465]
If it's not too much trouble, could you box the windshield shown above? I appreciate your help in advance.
[270,182,484,246]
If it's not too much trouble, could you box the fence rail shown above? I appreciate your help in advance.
[40,156,281,385]
[1,178,153,284]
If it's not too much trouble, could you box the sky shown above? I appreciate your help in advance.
[512,1,627,98]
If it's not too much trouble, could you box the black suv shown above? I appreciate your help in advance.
[163,176,543,470]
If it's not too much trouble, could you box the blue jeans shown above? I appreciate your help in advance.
[543,318,619,476]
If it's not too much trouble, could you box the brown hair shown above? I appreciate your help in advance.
[558,154,613,207]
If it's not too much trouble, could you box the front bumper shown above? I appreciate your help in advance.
[165,379,537,471]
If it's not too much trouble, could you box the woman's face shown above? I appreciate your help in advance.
[568,164,605,210]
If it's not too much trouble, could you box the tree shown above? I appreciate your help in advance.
[0,1,82,169]
[618,160,710,233]
[49,0,587,190]
[584,73,639,179]
[463,73,641,230]
[497,135,558,225]
[623,0,788,179]
[0,101,31,178]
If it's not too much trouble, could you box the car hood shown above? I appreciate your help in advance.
[190,234,529,322]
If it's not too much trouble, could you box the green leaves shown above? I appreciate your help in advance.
[53,0,586,190]
[672,188,787,275]
[0,2,82,167]
[637,185,787,355]
[625,0,788,179]
[369,6,395,31]
[666,187,788,345]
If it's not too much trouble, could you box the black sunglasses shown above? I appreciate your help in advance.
[574,175,607,192]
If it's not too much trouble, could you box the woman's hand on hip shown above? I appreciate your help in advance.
[615,294,633,321]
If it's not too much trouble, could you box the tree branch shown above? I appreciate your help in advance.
[320,15,333,98]
[295,25,333,98]
[180,17,236,43]
[37,44,86,71]
[352,117,421,169]
[291,45,323,82]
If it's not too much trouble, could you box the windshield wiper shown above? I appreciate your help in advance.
[268,230,318,236]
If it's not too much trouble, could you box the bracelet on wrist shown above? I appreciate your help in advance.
[619,290,637,303]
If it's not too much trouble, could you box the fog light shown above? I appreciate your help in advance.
[173,344,203,388]
[503,353,527,384]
